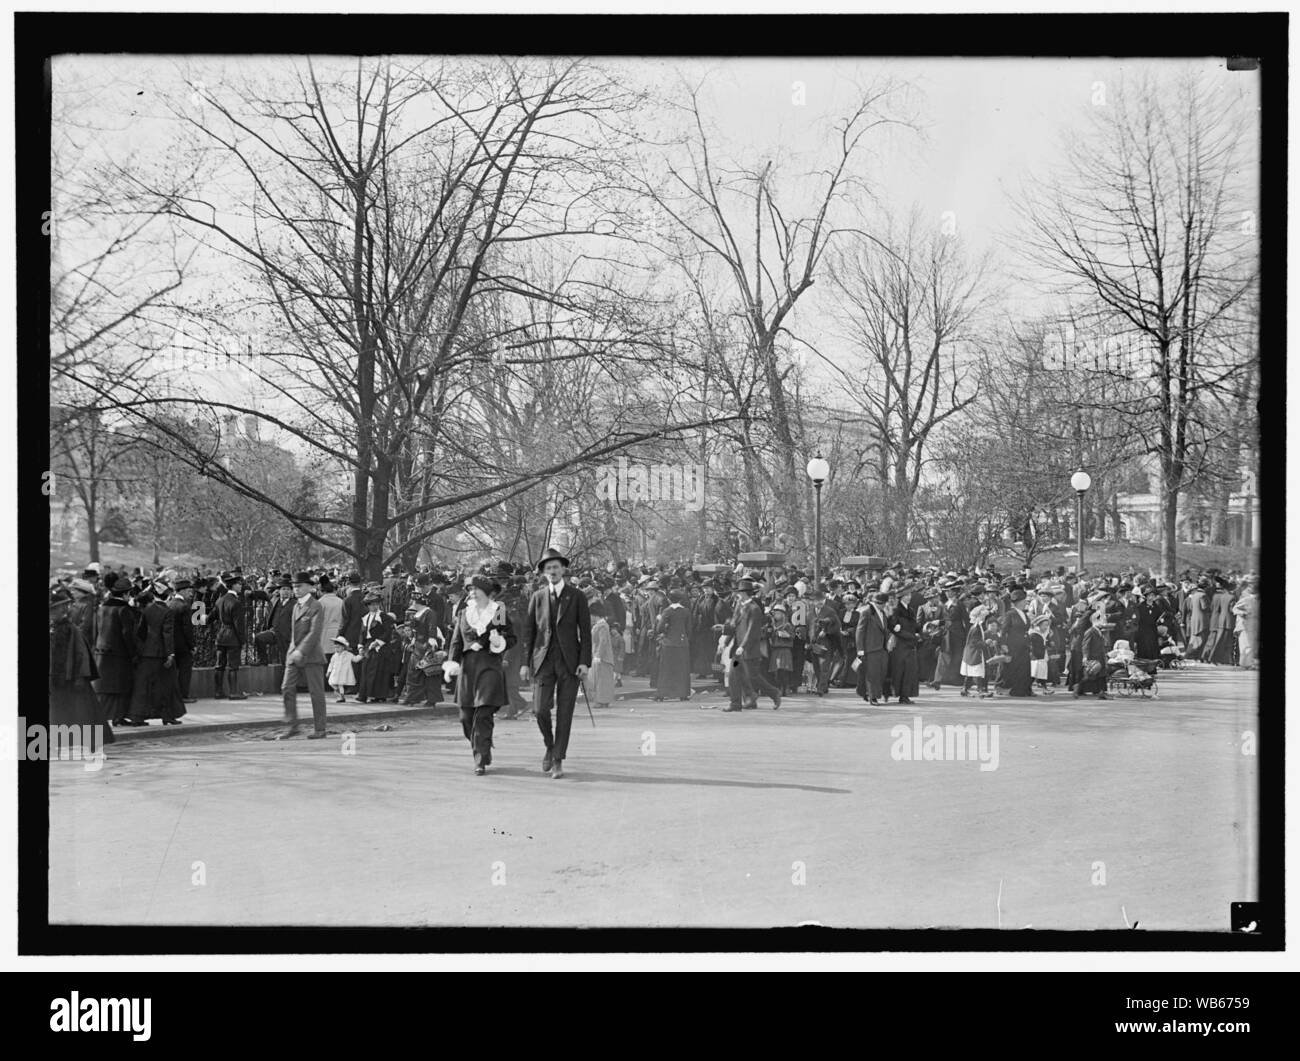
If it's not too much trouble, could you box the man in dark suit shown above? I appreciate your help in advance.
[339,571,365,653]
[168,578,198,702]
[520,547,592,779]
[809,585,842,696]
[277,571,328,739]
[723,578,782,711]
[855,590,891,705]
[261,577,295,665]
[212,573,248,700]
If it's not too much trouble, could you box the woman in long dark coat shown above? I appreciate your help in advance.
[93,582,138,726]
[690,587,719,679]
[355,592,396,702]
[933,587,968,688]
[654,591,693,700]
[50,584,113,750]
[915,592,943,685]
[447,574,517,774]
[1074,611,1112,699]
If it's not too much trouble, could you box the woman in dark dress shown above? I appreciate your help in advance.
[1074,611,1112,699]
[356,591,396,702]
[93,581,138,726]
[653,591,693,700]
[50,583,113,750]
[446,574,517,774]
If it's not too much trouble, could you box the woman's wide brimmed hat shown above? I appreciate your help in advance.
[536,547,570,571]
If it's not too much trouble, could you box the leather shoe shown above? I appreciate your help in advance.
[542,752,553,772]
[772,694,781,710]
[182,697,199,704]
[306,730,327,740]
[275,726,299,740]
[551,760,564,779]
[474,765,486,775]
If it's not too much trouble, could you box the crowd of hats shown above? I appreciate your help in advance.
[52,552,1257,615]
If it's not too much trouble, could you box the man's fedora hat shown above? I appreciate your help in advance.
[536,547,570,571]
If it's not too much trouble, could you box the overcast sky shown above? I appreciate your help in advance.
[53,53,1260,452]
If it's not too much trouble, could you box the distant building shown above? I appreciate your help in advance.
[1116,456,1259,547]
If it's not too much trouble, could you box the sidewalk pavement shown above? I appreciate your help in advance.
[110,674,716,740]
[109,664,1233,741]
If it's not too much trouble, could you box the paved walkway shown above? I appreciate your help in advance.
[50,663,1259,929]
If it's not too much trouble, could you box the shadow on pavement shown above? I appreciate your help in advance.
[563,770,851,794]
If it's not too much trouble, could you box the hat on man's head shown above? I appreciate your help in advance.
[736,578,756,595]
[291,571,316,586]
[1008,588,1027,603]
[347,572,362,585]
[536,547,570,571]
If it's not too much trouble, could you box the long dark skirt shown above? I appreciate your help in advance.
[889,647,919,698]
[456,649,507,709]
[128,657,185,721]
[1076,664,1108,696]
[656,644,692,698]
[357,650,396,701]
[50,677,113,748]
[917,642,938,684]
[1002,648,1034,696]
[456,650,503,767]
[460,706,496,767]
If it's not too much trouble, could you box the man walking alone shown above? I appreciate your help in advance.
[520,548,592,779]
[277,572,328,740]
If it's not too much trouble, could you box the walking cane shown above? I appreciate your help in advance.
[580,675,596,727]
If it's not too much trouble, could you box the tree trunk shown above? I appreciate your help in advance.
[1160,477,1178,581]
[84,483,100,563]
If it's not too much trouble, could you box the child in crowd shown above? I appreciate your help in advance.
[1029,613,1053,693]
[326,635,361,703]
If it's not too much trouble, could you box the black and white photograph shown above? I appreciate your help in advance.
[23,8,1281,961]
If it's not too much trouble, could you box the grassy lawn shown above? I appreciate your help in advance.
[49,534,223,577]
[991,539,1258,575]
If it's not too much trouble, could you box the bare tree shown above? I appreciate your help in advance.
[77,57,736,577]
[636,78,916,551]
[1016,67,1259,577]
[824,206,990,547]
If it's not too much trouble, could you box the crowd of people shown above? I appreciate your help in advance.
[49,549,1259,763]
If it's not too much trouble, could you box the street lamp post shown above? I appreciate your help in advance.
[1071,469,1092,575]
[806,454,830,590]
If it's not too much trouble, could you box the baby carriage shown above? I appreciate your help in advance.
[1105,645,1160,698]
